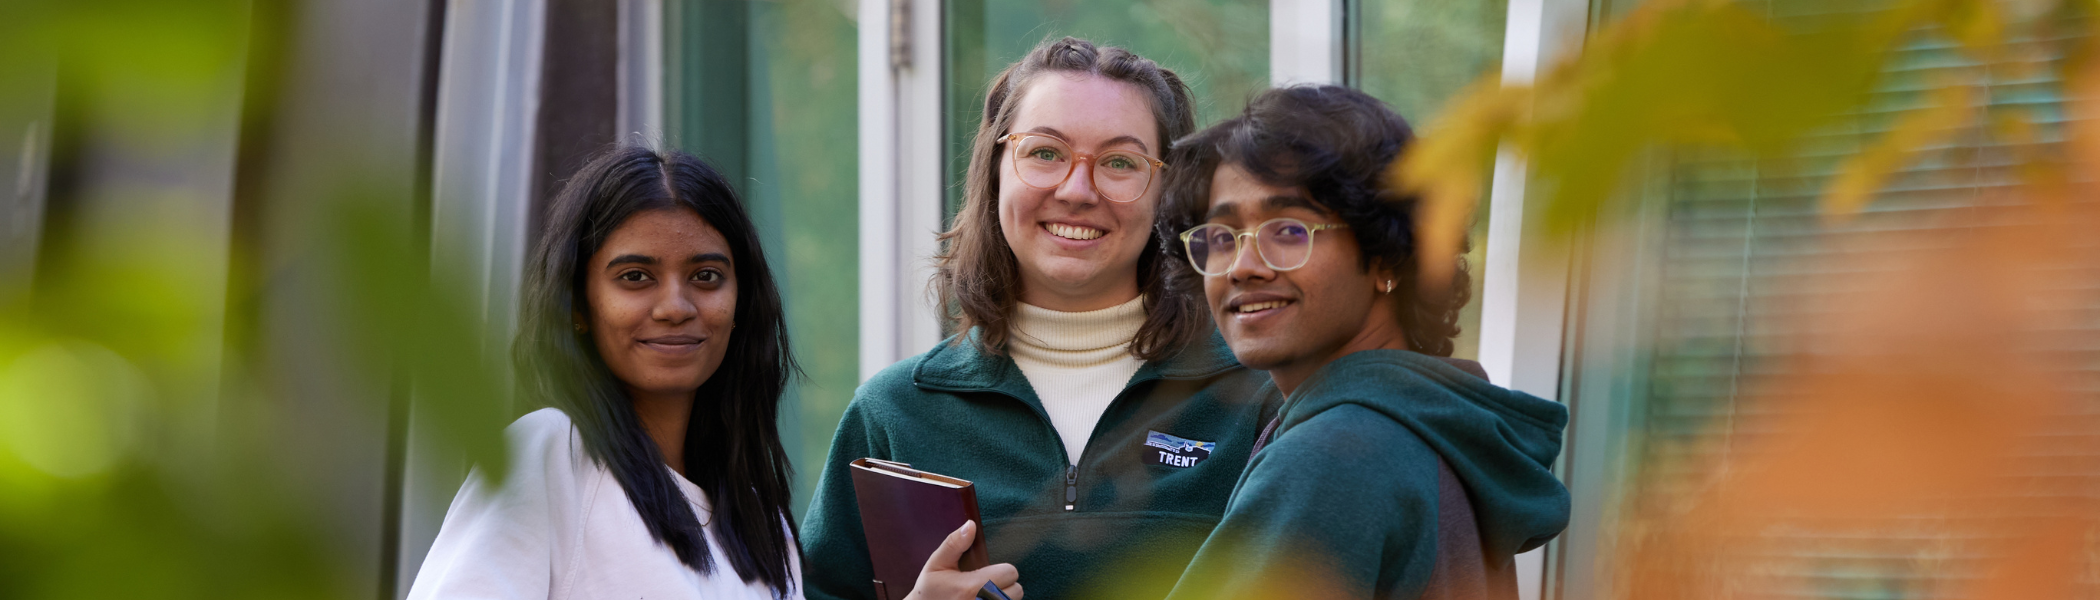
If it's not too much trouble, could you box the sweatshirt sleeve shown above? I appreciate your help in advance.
[406,411,578,600]
[799,398,887,600]
[1164,403,1442,600]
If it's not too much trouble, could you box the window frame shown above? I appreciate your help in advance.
[853,2,1611,598]
[857,0,947,379]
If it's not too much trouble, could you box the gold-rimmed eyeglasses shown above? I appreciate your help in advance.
[1178,218,1349,277]
[1001,132,1166,203]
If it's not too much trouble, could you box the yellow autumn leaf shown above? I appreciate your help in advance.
[1822,82,1976,221]
[1389,78,1528,291]
[1934,0,2009,60]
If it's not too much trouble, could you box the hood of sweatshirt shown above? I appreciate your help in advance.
[1281,349,1570,556]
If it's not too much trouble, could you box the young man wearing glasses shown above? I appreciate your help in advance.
[1154,85,1571,600]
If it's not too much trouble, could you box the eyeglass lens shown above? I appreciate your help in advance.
[1187,219,1319,276]
[1011,135,1155,202]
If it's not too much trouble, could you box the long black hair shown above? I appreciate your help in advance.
[1158,85,1472,356]
[515,145,800,594]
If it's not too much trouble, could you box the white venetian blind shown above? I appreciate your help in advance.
[1634,0,2099,597]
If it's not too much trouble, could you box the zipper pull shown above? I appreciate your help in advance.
[1064,464,1078,511]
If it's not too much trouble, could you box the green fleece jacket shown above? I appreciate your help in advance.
[800,329,1276,600]
[1166,350,1570,600]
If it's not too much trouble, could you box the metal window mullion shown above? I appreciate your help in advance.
[1481,1,1594,600]
[1270,0,1344,86]
[858,0,945,381]
[1340,0,1362,87]
[616,0,664,141]
[857,0,900,381]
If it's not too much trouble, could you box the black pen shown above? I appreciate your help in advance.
[976,580,1013,600]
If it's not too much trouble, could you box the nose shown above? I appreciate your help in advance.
[1052,160,1101,206]
[1227,234,1273,284]
[651,283,698,325]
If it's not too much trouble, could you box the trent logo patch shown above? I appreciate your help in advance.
[1144,431,1215,468]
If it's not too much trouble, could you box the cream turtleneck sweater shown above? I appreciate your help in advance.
[1009,296,1148,464]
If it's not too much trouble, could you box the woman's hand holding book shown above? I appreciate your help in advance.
[905,521,1023,600]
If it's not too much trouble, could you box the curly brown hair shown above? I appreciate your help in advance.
[934,36,1203,359]
[1157,85,1472,356]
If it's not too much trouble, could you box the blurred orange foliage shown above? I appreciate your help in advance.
[1397,0,2100,597]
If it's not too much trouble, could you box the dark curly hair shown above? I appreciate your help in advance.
[1156,84,1471,356]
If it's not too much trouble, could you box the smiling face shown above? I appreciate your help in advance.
[1201,163,1407,394]
[582,208,738,402]
[997,72,1161,311]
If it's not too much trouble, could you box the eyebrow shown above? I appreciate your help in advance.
[604,252,733,270]
[1026,126,1151,154]
[1263,194,1328,214]
[1205,194,1327,221]
[605,254,656,269]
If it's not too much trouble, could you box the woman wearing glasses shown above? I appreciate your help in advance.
[1157,85,1569,599]
[800,37,1274,600]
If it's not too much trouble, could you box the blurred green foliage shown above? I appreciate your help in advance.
[5,0,2092,598]
[0,2,512,598]
[1394,1,2100,599]
[1400,0,2096,256]
[0,0,248,144]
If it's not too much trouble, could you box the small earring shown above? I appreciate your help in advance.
[1383,280,1396,294]
[573,322,586,333]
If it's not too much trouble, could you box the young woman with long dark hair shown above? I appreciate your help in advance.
[408,146,803,599]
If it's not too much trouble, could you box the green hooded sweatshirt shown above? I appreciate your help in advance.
[801,329,1278,600]
[1165,349,1570,600]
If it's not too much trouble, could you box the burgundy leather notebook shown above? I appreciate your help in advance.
[849,458,990,600]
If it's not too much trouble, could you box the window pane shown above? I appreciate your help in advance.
[666,0,858,516]
[1357,0,1506,361]
[944,0,1271,217]
[1630,5,2092,597]
[1357,0,1506,128]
